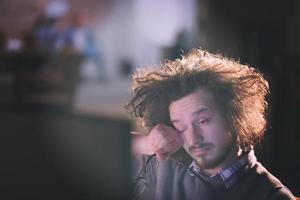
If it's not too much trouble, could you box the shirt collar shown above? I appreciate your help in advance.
[188,149,257,189]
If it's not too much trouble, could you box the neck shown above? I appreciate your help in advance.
[202,147,242,176]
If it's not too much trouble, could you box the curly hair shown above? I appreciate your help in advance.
[126,49,269,151]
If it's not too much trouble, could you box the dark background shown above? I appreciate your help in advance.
[0,105,132,200]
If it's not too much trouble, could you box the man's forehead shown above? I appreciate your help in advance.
[169,89,217,122]
[169,88,215,110]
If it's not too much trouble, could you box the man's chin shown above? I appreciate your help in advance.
[192,155,210,168]
[193,155,221,170]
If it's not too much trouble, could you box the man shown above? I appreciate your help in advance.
[126,49,295,200]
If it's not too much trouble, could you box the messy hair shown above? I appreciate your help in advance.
[126,49,269,151]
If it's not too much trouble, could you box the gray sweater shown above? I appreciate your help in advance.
[133,151,295,200]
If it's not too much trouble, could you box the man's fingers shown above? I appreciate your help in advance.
[155,132,182,151]
[160,126,183,146]
[152,140,181,160]
[148,124,183,158]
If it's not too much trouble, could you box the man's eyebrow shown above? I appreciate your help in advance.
[192,107,211,117]
[171,107,212,124]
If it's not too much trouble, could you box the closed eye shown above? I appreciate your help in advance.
[172,122,186,134]
[197,118,211,125]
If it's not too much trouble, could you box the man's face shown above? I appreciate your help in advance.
[169,88,236,172]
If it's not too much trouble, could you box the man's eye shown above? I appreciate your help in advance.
[198,118,211,125]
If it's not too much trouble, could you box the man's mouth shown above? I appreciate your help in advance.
[189,144,212,156]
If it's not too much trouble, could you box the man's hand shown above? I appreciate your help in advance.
[147,124,183,160]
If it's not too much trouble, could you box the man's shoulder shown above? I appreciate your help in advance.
[245,162,295,200]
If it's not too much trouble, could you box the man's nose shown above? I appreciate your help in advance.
[185,125,203,145]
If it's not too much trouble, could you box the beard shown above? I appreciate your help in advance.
[188,135,236,170]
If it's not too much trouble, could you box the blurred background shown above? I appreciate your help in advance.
[0,0,299,199]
